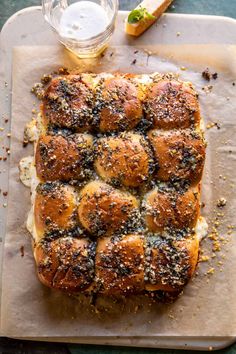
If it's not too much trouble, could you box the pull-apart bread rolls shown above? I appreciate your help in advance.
[96,234,145,295]
[42,75,94,131]
[144,79,200,129]
[21,72,207,299]
[94,132,153,187]
[34,182,78,240]
[35,133,93,181]
[95,77,143,132]
[78,181,139,236]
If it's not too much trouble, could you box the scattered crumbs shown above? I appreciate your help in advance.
[233,82,235,86]
[202,68,211,81]
[58,67,69,75]
[100,52,105,58]
[20,245,24,257]
[3,192,8,197]
[212,73,218,80]
[23,139,29,148]
[201,202,206,208]
[162,23,167,28]
[202,68,218,81]
[7,133,11,138]
[134,50,139,54]
[202,85,213,93]
[4,82,8,87]
[41,74,52,85]
[144,49,152,56]
[176,31,181,36]
[168,313,175,319]
[206,121,220,129]
[180,66,187,71]
[31,108,37,114]
[217,197,227,208]
[206,267,215,275]
[3,203,7,208]
[4,118,8,123]
[131,59,137,65]
[212,240,221,252]
[199,255,210,262]
[0,127,4,131]
[31,83,45,100]
[110,52,114,57]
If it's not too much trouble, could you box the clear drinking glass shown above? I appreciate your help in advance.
[42,0,118,58]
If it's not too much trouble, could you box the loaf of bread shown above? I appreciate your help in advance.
[21,72,207,298]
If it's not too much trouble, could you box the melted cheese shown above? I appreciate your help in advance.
[24,113,45,143]
[19,156,34,187]
[195,216,208,241]
[19,155,40,242]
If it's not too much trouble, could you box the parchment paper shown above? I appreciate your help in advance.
[1,44,236,338]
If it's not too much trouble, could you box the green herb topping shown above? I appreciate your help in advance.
[128,7,156,24]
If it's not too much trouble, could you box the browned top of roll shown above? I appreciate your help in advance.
[35,133,93,182]
[94,132,153,187]
[145,79,200,129]
[35,237,96,292]
[34,182,77,239]
[96,234,145,295]
[145,234,199,291]
[143,186,200,232]
[96,77,143,132]
[148,129,206,183]
[42,75,94,131]
[78,181,139,236]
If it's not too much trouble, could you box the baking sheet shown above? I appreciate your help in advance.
[1,44,236,338]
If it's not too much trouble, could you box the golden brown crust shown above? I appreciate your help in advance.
[94,133,153,187]
[27,73,206,298]
[145,235,199,291]
[96,77,143,132]
[35,133,93,182]
[78,181,139,236]
[42,75,94,131]
[96,234,145,295]
[145,79,200,129]
[34,182,77,239]
[148,129,205,183]
[35,237,96,292]
[144,187,200,232]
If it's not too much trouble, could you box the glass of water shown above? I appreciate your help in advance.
[42,0,118,58]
